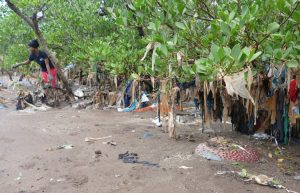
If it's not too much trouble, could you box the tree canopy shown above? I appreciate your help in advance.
[0,0,300,82]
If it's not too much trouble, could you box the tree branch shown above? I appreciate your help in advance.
[4,0,34,29]
[198,1,216,19]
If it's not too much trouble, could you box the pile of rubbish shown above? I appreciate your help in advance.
[216,169,298,193]
[195,137,260,163]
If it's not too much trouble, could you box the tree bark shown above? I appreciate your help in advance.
[5,0,73,96]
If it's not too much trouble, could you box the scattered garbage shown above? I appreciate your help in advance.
[215,169,298,193]
[195,144,222,161]
[19,103,51,113]
[277,158,284,163]
[118,152,159,168]
[133,103,157,113]
[151,117,162,127]
[141,92,149,103]
[176,114,199,125]
[143,131,153,139]
[163,153,193,162]
[95,150,102,154]
[72,100,93,109]
[46,144,74,151]
[14,172,22,181]
[119,152,138,163]
[117,100,137,112]
[195,137,260,163]
[0,104,7,110]
[56,177,66,182]
[178,166,193,169]
[294,175,300,181]
[85,136,112,143]
[94,150,102,158]
[253,133,271,140]
[74,88,84,98]
[102,140,117,146]
[16,91,34,110]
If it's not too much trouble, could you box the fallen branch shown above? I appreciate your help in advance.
[84,136,112,143]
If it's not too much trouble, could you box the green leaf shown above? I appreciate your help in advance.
[137,66,144,74]
[242,47,251,57]
[218,47,226,61]
[195,59,207,73]
[267,22,280,33]
[283,47,293,58]
[277,0,285,11]
[239,53,248,64]
[229,11,236,21]
[294,45,300,51]
[148,22,155,30]
[220,21,230,35]
[211,44,220,61]
[231,44,241,60]
[274,49,282,59]
[175,22,186,30]
[248,51,262,62]
[130,73,139,79]
[159,44,168,56]
[224,47,231,57]
[127,3,136,11]
[292,11,300,23]
[277,0,290,14]
[287,60,298,68]
[176,2,186,15]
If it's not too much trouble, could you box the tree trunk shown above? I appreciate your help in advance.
[32,18,73,95]
[5,0,73,96]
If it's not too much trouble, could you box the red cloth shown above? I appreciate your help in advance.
[289,79,298,103]
[41,68,57,87]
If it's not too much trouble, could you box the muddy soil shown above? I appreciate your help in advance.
[0,88,299,193]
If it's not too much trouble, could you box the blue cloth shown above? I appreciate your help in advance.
[124,81,133,107]
[121,100,137,112]
[272,65,286,89]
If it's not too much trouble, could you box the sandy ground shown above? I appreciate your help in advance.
[0,88,300,193]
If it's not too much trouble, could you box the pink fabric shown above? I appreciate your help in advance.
[41,68,57,87]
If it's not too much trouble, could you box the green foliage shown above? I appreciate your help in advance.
[0,0,300,82]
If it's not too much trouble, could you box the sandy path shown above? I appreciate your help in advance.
[0,89,299,193]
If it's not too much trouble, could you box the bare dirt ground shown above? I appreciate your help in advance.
[0,88,299,193]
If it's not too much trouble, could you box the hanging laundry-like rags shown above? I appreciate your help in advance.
[224,70,255,105]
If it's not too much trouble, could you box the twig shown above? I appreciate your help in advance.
[4,0,34,28]
[197,1,216,19]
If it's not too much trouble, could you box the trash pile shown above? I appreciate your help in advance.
[216,169,298,193]
[195,137,260,163]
